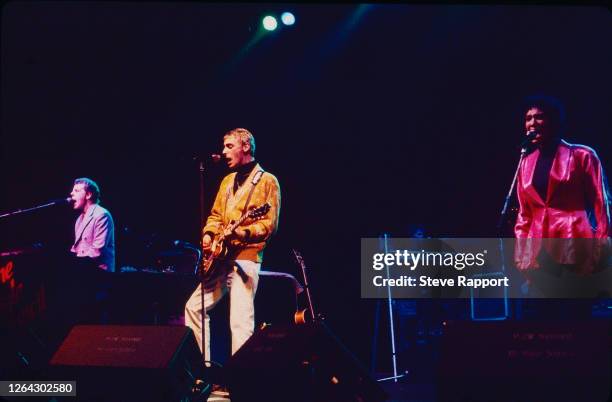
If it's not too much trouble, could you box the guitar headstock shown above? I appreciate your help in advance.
[247,203,271,220]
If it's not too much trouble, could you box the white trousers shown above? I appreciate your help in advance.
[184,260,260,361]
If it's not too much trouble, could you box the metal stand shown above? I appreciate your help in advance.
[292,249,316,322]
[498,147,528,233]
[483,146,529,319]
[0,198,70,219]
[197,159,208,364]
[371,233,407,383]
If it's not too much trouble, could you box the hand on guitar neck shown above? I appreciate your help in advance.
[222,226,248,240]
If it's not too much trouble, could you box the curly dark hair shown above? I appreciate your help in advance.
[523,94,566,136]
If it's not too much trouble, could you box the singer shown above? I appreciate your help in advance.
[69,177,115,272]
[514,95,610,273]
[184,128,281,385]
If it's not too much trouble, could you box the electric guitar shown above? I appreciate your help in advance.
[199,203,270,281]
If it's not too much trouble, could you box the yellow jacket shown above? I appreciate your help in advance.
[203,163,280,262]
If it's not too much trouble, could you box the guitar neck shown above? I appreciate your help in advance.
[226,213,250,235]
[224,203,268,237]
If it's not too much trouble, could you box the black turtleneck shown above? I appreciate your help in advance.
[533,138,560,202]
[233,160,257,193]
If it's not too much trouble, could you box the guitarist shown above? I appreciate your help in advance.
[185,128,281,368]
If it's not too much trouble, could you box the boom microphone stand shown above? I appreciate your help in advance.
[0,198,72,219]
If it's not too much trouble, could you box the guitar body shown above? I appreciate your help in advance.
[208,236,228,261]
[200,237,228,279]
[198,203,271,282]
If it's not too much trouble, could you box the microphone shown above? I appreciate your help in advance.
[50,197,73,205]
[191,154,223,163]
[520,131,538,150]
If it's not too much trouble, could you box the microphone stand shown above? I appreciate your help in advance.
[498,146,528,233]
[371,233,407,383]
[0,199,70,219]
[498,131,536,232]
[490,143,529,319]
[195,154,221,365]
[188,155,217,399]
[198,159,208,365]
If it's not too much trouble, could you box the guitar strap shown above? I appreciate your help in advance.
[203,168,265,284]
[241,168,264,216]
[223,168,263,265]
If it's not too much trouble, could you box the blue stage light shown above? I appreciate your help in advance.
[262,16,278,31]
[281,12,295,26]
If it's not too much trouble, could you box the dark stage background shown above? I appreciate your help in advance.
[1,3,611,368]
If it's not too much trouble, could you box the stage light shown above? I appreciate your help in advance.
[281,12,295,26]
[262,15,278,31]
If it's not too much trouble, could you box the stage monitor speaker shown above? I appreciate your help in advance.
[437,320,611,402]
[49,325,203,402]
[225,322,386,402]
